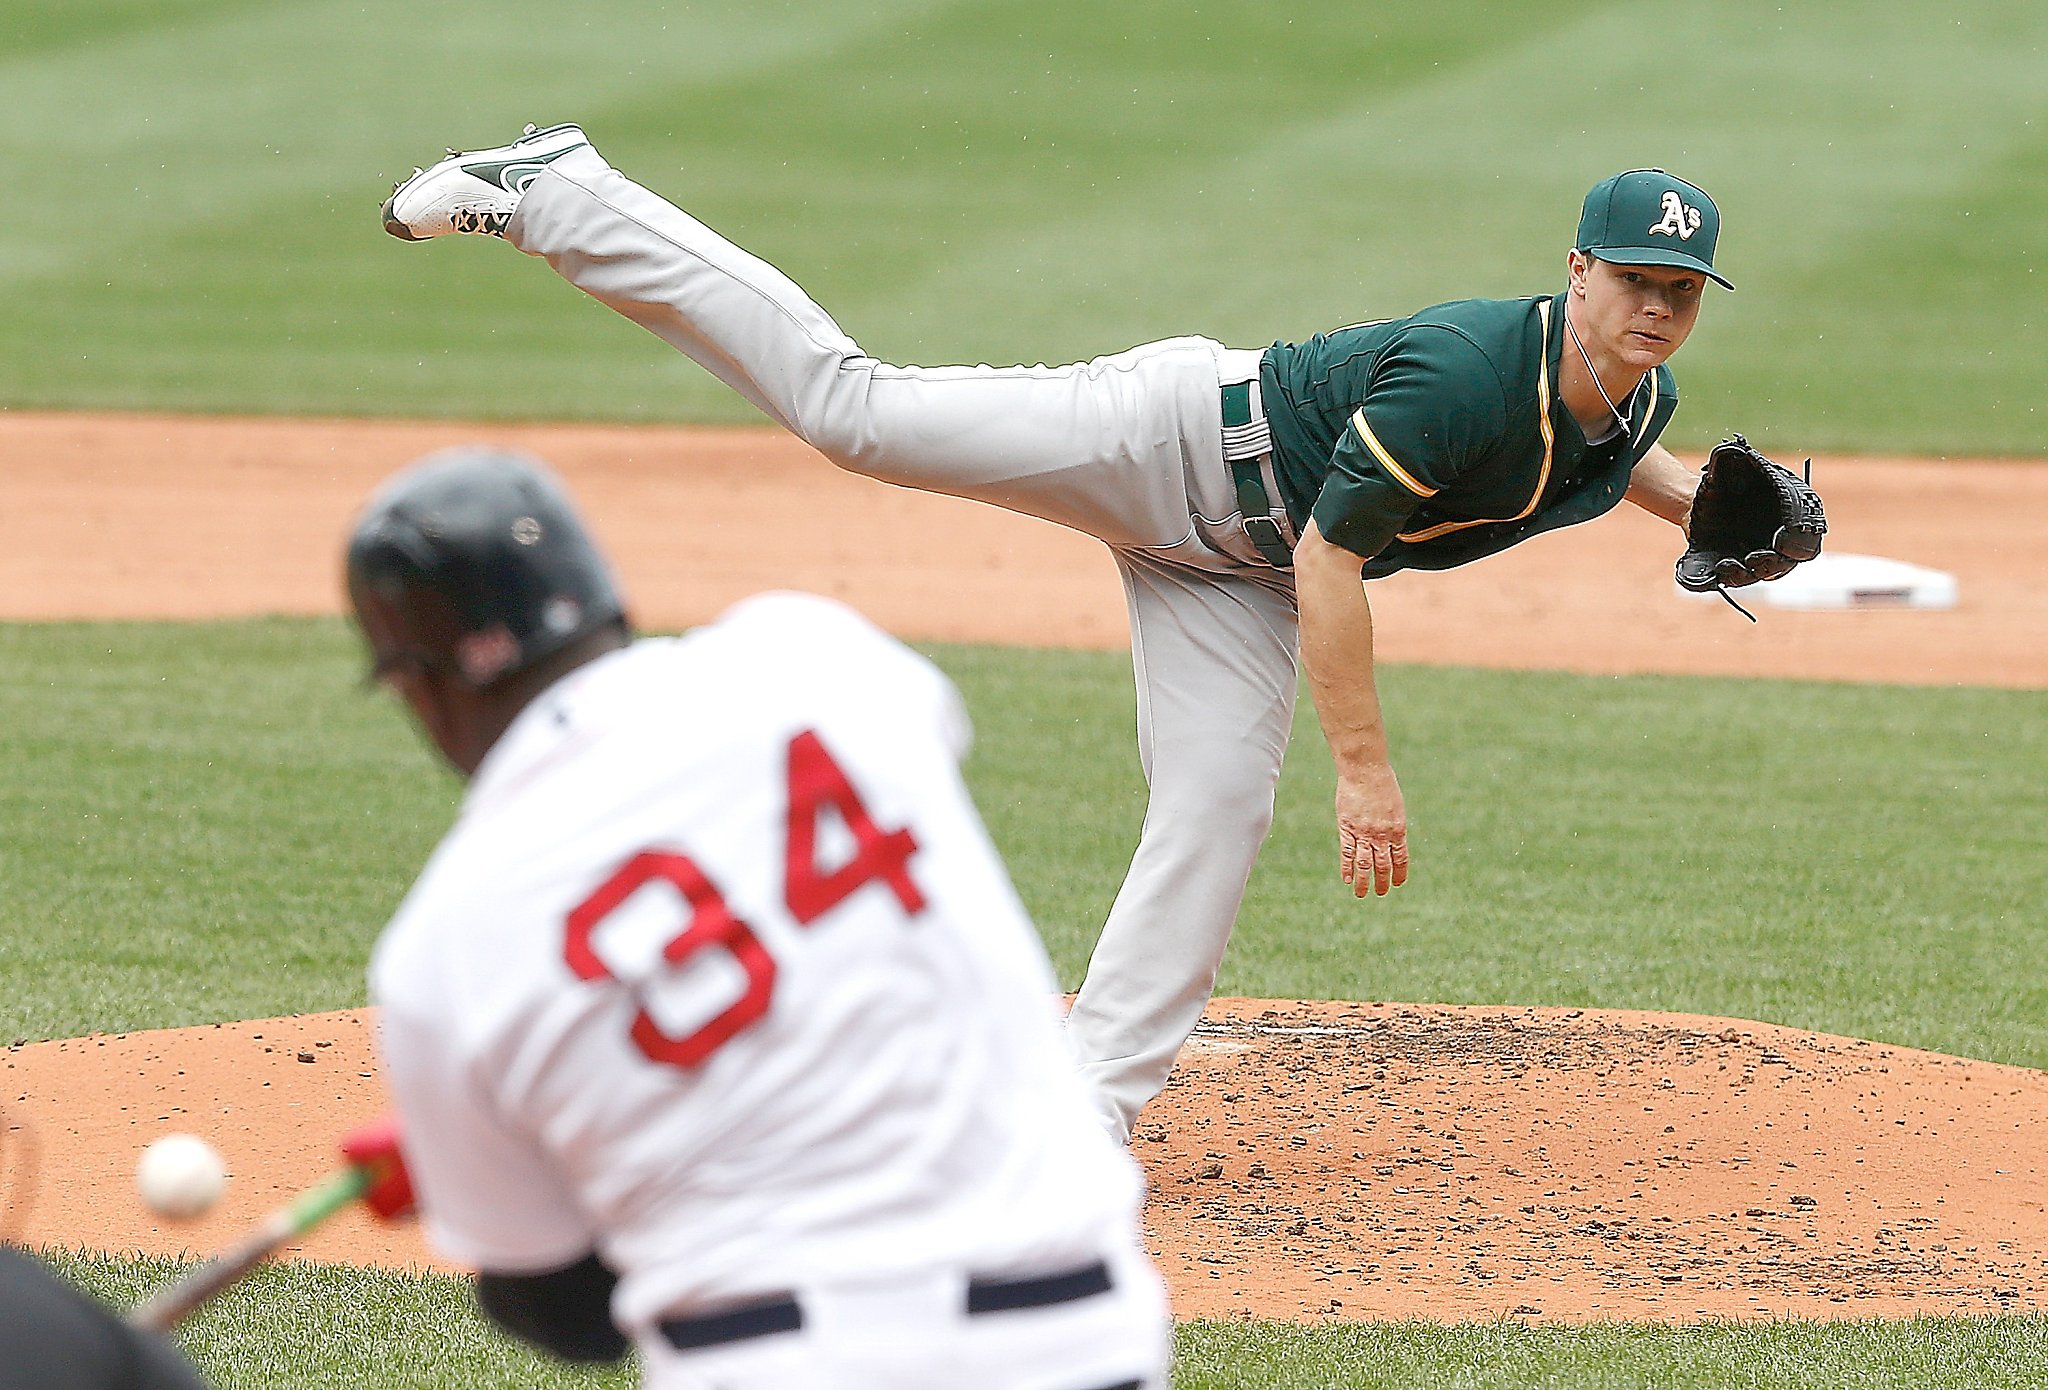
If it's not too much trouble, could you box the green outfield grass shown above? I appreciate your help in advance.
[1,0,2044,452]
[6,618,2045,1060]
[40,1248,2048,1390]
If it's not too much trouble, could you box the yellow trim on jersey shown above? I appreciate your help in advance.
[1633,368,1660,445]
[1349,409,1438,498]
[1393,297,1556,544]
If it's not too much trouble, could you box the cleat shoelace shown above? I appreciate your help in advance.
[449,207,511,236]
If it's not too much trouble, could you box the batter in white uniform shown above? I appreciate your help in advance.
[348,447,1168,1390]
[380,126,1729,1141]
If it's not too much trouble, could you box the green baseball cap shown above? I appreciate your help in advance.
[1576,168,1733,290]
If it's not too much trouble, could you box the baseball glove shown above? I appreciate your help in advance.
[1676,435,1827,595]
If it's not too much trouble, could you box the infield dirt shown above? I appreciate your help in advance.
[6,411,2047,1323]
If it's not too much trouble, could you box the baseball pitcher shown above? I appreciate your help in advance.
[347,449,1169,1389]
[379,129,1825,1141]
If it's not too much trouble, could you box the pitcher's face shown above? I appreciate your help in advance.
[1569,251,1704,371]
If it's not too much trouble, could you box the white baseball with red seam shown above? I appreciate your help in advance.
[136,1133,228,1219]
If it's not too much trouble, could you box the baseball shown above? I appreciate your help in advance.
[136,1133,228,1219]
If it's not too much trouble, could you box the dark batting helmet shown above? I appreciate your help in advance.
[345,447,628,688]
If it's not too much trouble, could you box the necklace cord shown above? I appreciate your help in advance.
[1565,313,1637,433]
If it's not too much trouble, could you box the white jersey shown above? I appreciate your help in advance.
[369,593,1146,1336]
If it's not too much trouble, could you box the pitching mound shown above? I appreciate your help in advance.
[8,999,2047,1323]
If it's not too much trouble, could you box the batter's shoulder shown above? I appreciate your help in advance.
[704,591,927,687]
[712,589,885,641]
[705,591,973,757]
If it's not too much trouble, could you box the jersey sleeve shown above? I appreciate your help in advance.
[374,992,599,1274]
[1310,328,1510,559]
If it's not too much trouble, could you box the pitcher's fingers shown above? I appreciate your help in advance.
[1352,839,1378,899]
[1369,841,1395,897]
[1391,839,1410,889]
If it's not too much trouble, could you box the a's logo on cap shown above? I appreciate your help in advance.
[1649,190,1704,240]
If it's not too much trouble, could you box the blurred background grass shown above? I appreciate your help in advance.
[0,0,2042,453]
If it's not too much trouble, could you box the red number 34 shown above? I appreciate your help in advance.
[562,730,925,1069]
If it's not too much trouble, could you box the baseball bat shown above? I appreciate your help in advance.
[127,1162,373,1333]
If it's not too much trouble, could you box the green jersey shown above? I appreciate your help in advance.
[1259,292,1677,578]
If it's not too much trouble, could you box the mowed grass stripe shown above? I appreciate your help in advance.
[0,0,962,417]
[1097,0,2048,452]
[0,0,2044,449]
[578,0,1613,366]
[0,0,1602,421]
[0,0,955,284]
[3,618,2044,1073]
[0,0,275,61]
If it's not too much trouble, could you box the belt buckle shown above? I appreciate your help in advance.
[1243,514,1292,568]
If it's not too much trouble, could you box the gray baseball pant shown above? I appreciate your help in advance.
[513,148,1301,1139]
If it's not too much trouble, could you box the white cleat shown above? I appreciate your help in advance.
[380,122,591,241]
